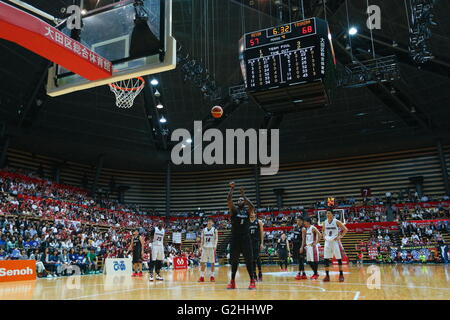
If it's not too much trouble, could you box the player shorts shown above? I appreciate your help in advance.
[132,249,142,264]
[306,244,319,262]
[292,244,305,260]
[200,247,216,263]
[278,249,288,260]
[323,239,344,260]
[151,245,164,261]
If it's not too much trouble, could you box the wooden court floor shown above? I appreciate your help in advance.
[1,264,449,300]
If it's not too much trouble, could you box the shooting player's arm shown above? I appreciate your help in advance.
[227,182,236,214]
[240,187,255,214]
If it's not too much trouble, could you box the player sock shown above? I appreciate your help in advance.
[326,270,329,276]
[149,261,155,273]
[155,260,162,274]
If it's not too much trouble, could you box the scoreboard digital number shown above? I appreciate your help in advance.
[241,18,335,92]
[246,19,317,48]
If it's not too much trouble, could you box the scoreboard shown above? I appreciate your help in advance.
[240,18,336,93]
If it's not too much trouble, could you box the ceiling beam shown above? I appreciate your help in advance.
[333,38,437,134]
[355,32,450,79]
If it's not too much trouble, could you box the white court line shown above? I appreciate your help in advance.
[340,282,450,291]
[67,285,358,300]
[353,291,360,300]
[232,289,358,295]
[65,288,149,300]
[157,286,360,299]
[65,284,209,300]
[262,283,327,292]
[178,281,328,292]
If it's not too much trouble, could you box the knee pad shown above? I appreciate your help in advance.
[338,259,343,266]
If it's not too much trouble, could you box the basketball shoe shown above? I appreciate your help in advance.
[227,280,236,289]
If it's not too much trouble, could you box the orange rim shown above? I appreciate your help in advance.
[109,77,145,92]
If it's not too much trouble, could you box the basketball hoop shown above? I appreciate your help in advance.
[109,77,145,109]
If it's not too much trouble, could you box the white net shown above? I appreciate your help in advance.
[108,77,145,109]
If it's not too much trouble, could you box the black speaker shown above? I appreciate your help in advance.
[273,188,285,209]
[409,176,424,197]
[409,176,424,185]
[130,17,161,59]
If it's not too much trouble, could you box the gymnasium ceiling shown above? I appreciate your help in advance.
[0,0,450,171]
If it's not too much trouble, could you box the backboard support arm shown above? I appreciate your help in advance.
[5,0,61,24]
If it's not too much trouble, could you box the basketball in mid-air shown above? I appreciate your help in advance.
[211,106,223,119]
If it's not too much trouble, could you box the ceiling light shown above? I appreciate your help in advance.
[156,103,164,109]
[186,138,192,144]
[349,27,358,36]
[151,79,159,86]
[160,116,167,123]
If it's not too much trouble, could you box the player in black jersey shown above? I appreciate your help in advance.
[292,217,308,280]
[129,229,145,277]
[226,182,256,290]
[249,211,264,281]
[277,233,290,271]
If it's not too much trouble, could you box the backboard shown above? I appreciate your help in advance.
[46,0,176,97]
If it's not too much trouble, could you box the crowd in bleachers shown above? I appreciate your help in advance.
[399,220,448,246]
[0,215,129,277]
[355,220,449,264]
[394,205,449,221]
[0,169,161,229]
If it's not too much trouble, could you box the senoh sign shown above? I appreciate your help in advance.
[0,260,36,282]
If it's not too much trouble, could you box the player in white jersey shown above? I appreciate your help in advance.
[322,210,348,282]
[198,218,218,283]
[149,221,165,282]
[301,217,321,280]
